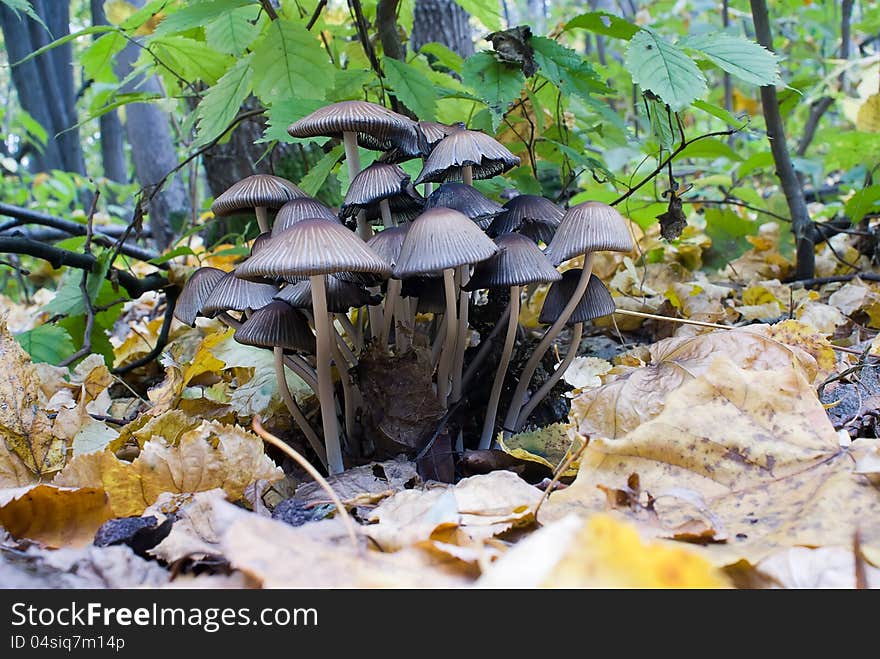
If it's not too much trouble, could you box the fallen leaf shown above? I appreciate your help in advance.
[0,484,113,547]
[561,356,612,389]
[500,422,582,475]
[293,457,420,510]
[147,490,228,563]
[754,547,880,589]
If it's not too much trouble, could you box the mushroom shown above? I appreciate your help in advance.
[463,233,561,448]
[366,226,409,349]
[200,270,278,318]
[287,101,428,240]
[235,218,391,474]
[487,194,564,244]
[234,300,326,468]
[392,207,498,407]
[414,127,520,186]
[340,162,412,229]
[513,270,615,431]
[174,266,226,327]
[271,197,340,236]
[502,201,632,437]
[211,174,307,234]
[424,182,505,229]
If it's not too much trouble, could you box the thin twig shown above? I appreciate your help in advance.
[306,0,328,30]
[111,286,179,375]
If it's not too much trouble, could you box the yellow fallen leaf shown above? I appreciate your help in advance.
[478,514,728,588]
[500,422,583,475]
[113,316,165,368]
[763,319,837,380]
[0,484,113,548]
[856,93,880,132]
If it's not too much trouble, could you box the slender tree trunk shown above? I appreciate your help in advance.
[411,0,474,57]
[750,0,814,280]
[89,0,127,183]
[377,0,405,60]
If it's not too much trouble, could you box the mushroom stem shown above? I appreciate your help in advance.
[394,294,410,352]
[216,311,241,330]
[367,296,383,342]
[514,321,583,432]
[255,206,270,233]
[502,254,594,438]
[462,303,511,391]
[462,165,473,186]
[423,182,433,196]
[437,268,458,407]
[274,347,327,468]
[283,354,319,393]
[342,130,362,185]
[381,278,402,348]
[332,319,359,367]
[330,338,357,448]
[379,199,396,228]
[336,311,363,351]
[479,285,521,450]
[310,274,344,473]
[431,312,444,367]
[450,265,470,403]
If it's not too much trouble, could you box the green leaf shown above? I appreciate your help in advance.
[81,31,126,84]
[703,207,757,270]
[674,137,743,162]
[382,57,437,121]
[11,25,115,66]
[453,0,502,31]
[420,42,465,74]
[645,96,676,150]
[531,37,605,100]
[14,325,74,365]
[0,0,45,29]
[149,36,232,85]
[298,144,344,196]
[251,18,335,106]
[205,5,263,56]
[844,185,880,223]
[76,92,163,126]
[195,55,254,145]
[564,11,638,40]
[261,98,327,143]
[680,33,781,87]
[738,151,775,177]
[692,99,747,128]
[624,29,707,112]
[43,250,113,317]
[148,245,196,266]
[58,315,114,367]
[461,53,524,130]
[154,0,253,35]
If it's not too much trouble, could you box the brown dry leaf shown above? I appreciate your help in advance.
[724,222,792,282]
[478,513,729,588]
[113,316,165,368]
[293,457,419,510]
[0,319,66,487]
[0,484,113,547]
[570,323,823,441]
[545,358,880,566]
[147,489,228,563]
[762,319,838,381]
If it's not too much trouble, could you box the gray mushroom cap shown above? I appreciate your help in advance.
[234,300,316,353]
[340,163,410,219]
[424,182,504,230]
[542,201,633,266]
[366,226,408,270]
[464,233,562,290]
[274,276,379,313]
[414,128,520,185]
[538,269,616,325]
[175,267,226,326]
[201,270,278,315]
[211,175,307,216]
[488,195,564,243]
[272,198,340,236]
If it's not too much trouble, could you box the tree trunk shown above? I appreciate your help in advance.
[411,0,474,58]
[0,0,86,175]
[90,0,127,183]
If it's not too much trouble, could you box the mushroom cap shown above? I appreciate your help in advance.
[275,276,379,313]
[401,276,447,313]
[414,128,520,184]
[419,121,464,147]
[235,218,391,280]
[234,300,316,353]
[464,233,562,290]
[366,226,409,270]
[538,269,616,325]
[272,198,340,236]
[392,207,499,277]
[423,182,504,229]
[339,162,410,219]
[211,175,307,216]
[542,201,634,265]
[488,195,564,243]
[251,232,273,256]
[174,267,226,326]
[201,270,278,315]
[287,101,428,159]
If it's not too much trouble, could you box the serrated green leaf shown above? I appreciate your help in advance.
[564,11,638,40]
[149,35,232,85]
[205,4,263,56]
[148,245,196,266]
[461,52,523,130]
[420,42,465,74]
[645,96,677,150]
[844,185,880,223]
[251,18,334,106]
[12,25,114,66]
[738,151,775,177]
[625,29,706,112]
[261,98,326,143]
[531,37,605,100]
[298,144,344,196]
[58,315,114,367]
[81,31,126,84]
[692,99,747,128]
[680,33,780,87]
[14,325,74,365]
[154,0,253,35]
[195,55,253,145]
[0,0,45,28]
[453,0,502,31]
[382,57,437,121]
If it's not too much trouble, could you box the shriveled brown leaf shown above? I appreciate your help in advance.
[147,489,228,563]
[0,484,113,547]
[293,457,420,510]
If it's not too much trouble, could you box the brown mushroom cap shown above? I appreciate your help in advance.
[542,201,633,266]
[464,233,562,290]
[272,198,340,236]
[211,174,307,216]
[538,269,615,325]
[234,300,316,353]
[287,101,428,159]
[487,195,564,243]
[201,270,279,315]
[274,276,379,313]
[414,128,520,185]
[392,207,499,278]
[339,162,410,219]
[175,266,226,326]
[424,182,504,229]
[235,217,391,280]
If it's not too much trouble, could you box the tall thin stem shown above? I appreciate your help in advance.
[310,274,344,473]
[255,206,270,233]
[462,303,511,390]
[379,198,396,228]
[330,338,357,447]
[274,347,327,468]
[462,165,473,186]
[437,268,458,407]
[381,278,402,348]
[450,264,470,402]
[479,286,520,449]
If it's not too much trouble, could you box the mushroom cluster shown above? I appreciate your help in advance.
[176,101,633,474]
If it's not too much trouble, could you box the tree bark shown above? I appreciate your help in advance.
[411,0,474,58]
[750,0,814,280]
[0,0,86,175]
[377,0,405,61]
[90,0,127,183]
